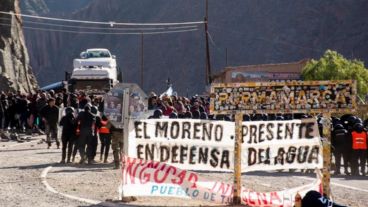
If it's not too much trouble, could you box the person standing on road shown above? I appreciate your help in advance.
[350,123,367,176]
[332,124,351,175]
[90,106,100,163]
[111,125,124,169]
[59,107,77,163]
[40,98,60,149]
[99,115,111,163]
[76,104,95,164]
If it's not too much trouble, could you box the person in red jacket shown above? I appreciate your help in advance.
[350,123,368,176]
[99,115,111,163]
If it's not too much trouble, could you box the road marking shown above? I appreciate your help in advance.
[40,166,101,204]
[297,176,368,193]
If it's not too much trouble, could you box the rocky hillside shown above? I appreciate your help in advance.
[22,0,368,94]
[0,0,38,93]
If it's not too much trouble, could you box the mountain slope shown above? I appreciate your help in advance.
[0,0,38,93]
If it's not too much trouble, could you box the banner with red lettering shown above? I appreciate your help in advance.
[120,156,322,206]
[128,118,323,172]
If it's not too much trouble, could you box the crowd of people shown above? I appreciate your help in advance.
[0,89,367,176]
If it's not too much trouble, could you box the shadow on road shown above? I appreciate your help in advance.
[0,163,56,170]
[0,148,43,153]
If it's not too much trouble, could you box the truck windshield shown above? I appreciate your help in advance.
[87,51,110,58]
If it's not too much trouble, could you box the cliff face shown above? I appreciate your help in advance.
[22,0,368,94]
[0,0,38,93]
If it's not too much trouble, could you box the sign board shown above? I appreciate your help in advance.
[104,83,149,129]
[127,119,322,172]
[210,80,357,114]
[120,156,322,206]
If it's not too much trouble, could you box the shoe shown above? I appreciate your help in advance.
[88,159,97,165]
[79,158,85,164]
[113,161,120,169]
[121,196,137,202]
[47,145,51,149]
[104,159,108,164]
[60,160,65,164]
[334,171,341,176]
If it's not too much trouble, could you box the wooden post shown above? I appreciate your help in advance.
[233,112,243,204]
[322,112,331,197]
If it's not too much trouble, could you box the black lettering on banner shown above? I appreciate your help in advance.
[248,147,257,166]
[193,123,201,140]
[308,146,320,163]
[145,144,154,160]
[249,125,257,144]
[202,123,213,141]
[274,147,285,165]
[189,146,197,164]
[266,123,274,140]
[171,145,179,163]
[179,146,188,164]
[285,123,294,139]
[198,148,209,164]
[137,144,144,159]
[264,147,270,164]
[277,123,283,139]
[143,122,150,139]
[298,123,306,138]
[182,122,191,139]
[305,123,315,139]
[297,146,309,163]
[220,150,230,169]
[210,148,220,167]
[257,148,267,164]
[214,125,223,142]
[258,124,265,143]
[156,121,168,137]
[243,125,249,144]
[286,146,297,164]
[170,121,180,139]
[160,145,170,162]
[135,121,142,138]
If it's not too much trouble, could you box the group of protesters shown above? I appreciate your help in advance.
[0,89,118,165]
[0,89,367,175]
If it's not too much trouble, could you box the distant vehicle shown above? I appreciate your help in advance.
[68,48,121,94]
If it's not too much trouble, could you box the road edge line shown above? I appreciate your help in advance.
[296,176,368,193]
[40,166,101,205]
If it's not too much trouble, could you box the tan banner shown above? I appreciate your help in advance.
[210,80,357,114]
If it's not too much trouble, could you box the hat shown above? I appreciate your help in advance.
[301,191,347,207]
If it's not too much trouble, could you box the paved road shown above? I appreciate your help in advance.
[1,136,367,207]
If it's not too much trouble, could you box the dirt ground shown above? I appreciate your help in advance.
[1,135,367,207]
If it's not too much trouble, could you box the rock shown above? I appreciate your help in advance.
[0,0,38,93]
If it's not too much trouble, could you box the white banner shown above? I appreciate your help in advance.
[121,156,322,206]
[128,118,323,172]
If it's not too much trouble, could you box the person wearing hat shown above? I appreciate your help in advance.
[59,107,76,163]
[40,98,60,149]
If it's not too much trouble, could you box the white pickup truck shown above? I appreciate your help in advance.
[69,48,120,93]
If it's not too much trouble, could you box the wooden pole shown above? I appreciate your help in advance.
[322,112,332,197]
[233,112,243,204]
[204,0,212,84]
